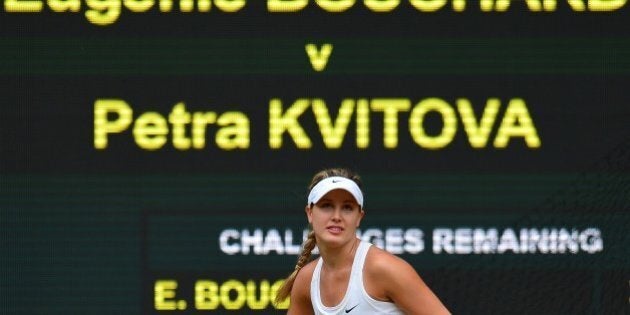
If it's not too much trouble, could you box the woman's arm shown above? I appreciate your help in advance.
[286,261,315,315]
[365,247,451,315]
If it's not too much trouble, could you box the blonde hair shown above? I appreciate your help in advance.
[274,168,362,304]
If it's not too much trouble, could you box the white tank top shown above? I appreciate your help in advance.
[310,241,405,315]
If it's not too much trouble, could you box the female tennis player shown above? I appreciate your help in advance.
[276,168,450,314]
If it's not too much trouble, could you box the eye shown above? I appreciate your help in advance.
[319,202,333,209]
[342,204,354,211]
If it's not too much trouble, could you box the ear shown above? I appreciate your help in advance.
[305,205,313,224]
[356,208,365,227]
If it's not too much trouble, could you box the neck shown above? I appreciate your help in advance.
[318,238,360,269]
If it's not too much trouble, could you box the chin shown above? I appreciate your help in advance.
[317,233,351,247]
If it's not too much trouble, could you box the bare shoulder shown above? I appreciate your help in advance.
[293,258,317,289]
[364,245,413,278]
[287,259,318,315]
[364,245,451,315]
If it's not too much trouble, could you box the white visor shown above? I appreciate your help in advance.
[307,176,363,208]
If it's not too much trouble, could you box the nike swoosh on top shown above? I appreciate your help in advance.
[345,304,359,313]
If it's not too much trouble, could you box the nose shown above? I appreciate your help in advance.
[331,207,342,222]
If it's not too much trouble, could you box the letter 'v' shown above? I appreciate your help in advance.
[305,43,333,72]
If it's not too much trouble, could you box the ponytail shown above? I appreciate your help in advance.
[274,230,317,304]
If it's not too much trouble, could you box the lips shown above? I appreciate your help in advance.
[327,226,343,234]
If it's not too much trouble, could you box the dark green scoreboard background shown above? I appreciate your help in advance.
[2,1,630,314]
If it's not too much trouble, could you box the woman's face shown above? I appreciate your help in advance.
[306,189,364,248]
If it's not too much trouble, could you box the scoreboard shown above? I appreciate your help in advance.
[1,1,629,314]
